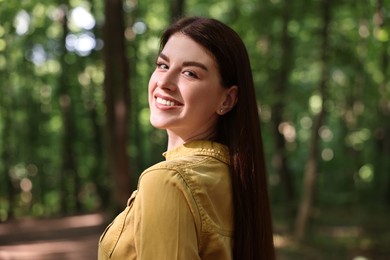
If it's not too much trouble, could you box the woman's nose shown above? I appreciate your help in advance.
[157,73,177,91]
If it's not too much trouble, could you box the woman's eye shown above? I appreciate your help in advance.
[156,63,168,70]
[183,70,198,78]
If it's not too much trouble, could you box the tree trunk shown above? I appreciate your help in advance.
[103,0,131,208]
[271,0,295,207]
[88,94,111,208]
[294,0,332,240]
[86,0,111,210]
[374,0,390,205]
[58,3,80,214]
[170,0,185,23]
[0,106,16,220]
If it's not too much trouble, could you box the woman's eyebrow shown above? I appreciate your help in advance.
[158,52,208,71]
[182,61,208,71]
[159,52,169,61]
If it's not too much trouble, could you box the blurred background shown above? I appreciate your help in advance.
[0,0,389,259]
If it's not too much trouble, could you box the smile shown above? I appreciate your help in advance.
[156,97,177,106]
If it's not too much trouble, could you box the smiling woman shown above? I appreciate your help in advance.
[98,17,275,260]
[148,33,236,149]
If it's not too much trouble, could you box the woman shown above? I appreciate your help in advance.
[98,17,275,259]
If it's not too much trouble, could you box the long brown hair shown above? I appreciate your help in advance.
[160,17,275,260]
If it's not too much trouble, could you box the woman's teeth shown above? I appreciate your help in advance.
[156,97,176,106]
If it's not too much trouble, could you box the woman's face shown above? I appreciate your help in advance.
[148,33,228,140]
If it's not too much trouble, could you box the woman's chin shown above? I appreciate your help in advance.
[149,119,167,130]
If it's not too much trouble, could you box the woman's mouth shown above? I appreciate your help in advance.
[156,97,178,107]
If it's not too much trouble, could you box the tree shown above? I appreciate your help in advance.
[270,0,295,210]
[374,0,390,205]
[103,0,132,208]
[294,0,333,240]
[57,2,81,214]
[170,0,185,22]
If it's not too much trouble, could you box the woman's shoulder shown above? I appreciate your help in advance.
[137,156,206,192]
[138,156,233,237]
[140,154,229,186]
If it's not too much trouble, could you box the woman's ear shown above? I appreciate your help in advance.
[218,85,238,115]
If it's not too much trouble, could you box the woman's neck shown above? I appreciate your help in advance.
[166,129,216,151]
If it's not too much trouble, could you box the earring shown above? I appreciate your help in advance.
[220,109,224,113]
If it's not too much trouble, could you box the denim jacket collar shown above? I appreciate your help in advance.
[163,140,230,165]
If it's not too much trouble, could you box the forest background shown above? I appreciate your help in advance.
[0,0,389,259]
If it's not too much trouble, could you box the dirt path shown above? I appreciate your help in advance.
[0,213,107,260]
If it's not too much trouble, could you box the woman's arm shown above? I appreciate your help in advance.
[133,168,200,260]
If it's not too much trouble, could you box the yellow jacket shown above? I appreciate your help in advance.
[98,140,233,259]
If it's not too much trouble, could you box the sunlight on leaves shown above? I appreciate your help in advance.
[300,116,312,129]
[28,44,47,66]
[321,148,334,161]
[278,121,296,143]
[366,61,384,84]
[259,104,271,122]
[20,178,33,192]
[0,39,6,52]
[87,65,104,85]
[124,0,137,12]
[332,69,347,86]
[133,21,147,35]
[375,28,389,42]
[78,71,91,87]
[49,115,63,132]
[34,59,61,76]
[69,7,95,31]
[9,163,28,180]
[46,23,62,39]
[66,32,97,56]
[359,22,370,38]
[319,126,333,142]
[346,128,371,150]
[69,0,90,9]
[140,36,159,57]
[309,94,322,114]
[145,3,168,32]
[14,10,30,35]
[31,4,46,28]
[32,3,46,18]
[358,164,374,183]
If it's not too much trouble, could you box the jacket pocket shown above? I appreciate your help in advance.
[99,190,137,258]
